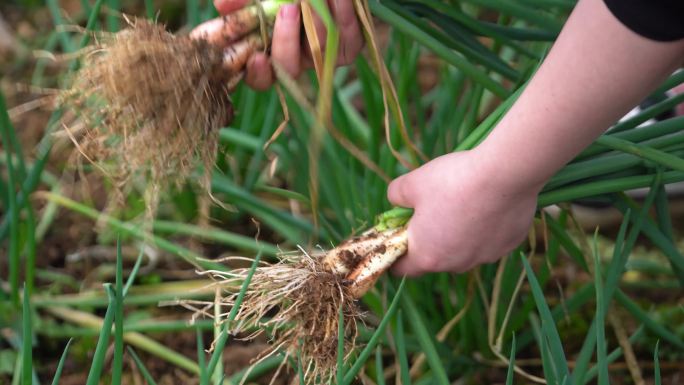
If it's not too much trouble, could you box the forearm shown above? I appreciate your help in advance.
[477,0,684,191]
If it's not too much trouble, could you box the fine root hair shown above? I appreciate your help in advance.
[184,248,362,384]
[58,18,235,218]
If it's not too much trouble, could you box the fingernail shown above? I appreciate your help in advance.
[280,4,299,20]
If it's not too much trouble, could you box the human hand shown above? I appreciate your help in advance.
[386,149,542,276]
[199,0,364,90]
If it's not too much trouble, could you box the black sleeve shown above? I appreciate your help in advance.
[604,0,684,42]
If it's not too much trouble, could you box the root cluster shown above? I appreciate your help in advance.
[179,228,408,383]
[189,250,361,383]
[59,19,234,213]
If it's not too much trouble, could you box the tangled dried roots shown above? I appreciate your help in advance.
[59,18,234,213]
[189,250,361,384]
[177,228,408,383]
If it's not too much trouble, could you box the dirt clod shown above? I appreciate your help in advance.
[339,249,364,271]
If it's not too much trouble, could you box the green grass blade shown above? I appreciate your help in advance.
[153,220,280,257]
[388,1,519,80]
[530,314,557,385]
[544,213,589,271]
[31,32,60,87]
[205,251,263,379]
[394,310,411,385]
[145,0,155,19]
[505,335,516,385]
[521,255,570,382]
[576,176,658,383]
[23,211,37,297]
[411,0,542,59]
[594,135,684,172]
[655,69,684,93]
[228,355,283,384]
[1,89,36,298]
[12,350,21,385]
[653,186,684,282]
[583,326,645,384]
[571,209,631,385]
[86,284,117,385]
[455,84,524,151]
[243,93,281,191]
[538,170,684,206]
[401,293,449,385]
[45,0,77,52]
[548,154,637,191]
[0,90,20,306]
[211,174,314,242]
[479,21,557,41]
[369,0,508,98]
[297,350,305,385]
[21,286,32,385]
[123,247,145,296]
[76,0,106,52]
[615,290,684,350]
[614,197,684,284]
[375,346,386,385]
[654,185,675,240]
[461,0,563,32]
[42,192,222,270]
[579,116,684,159]
[197,327,208,384]
[127,347,158,385]
[187,0,200,26]
[609,95,684,135]
[592,233,608,385]
[106,0,120,31]
[336,305,345,384]
[342,278,406,385]
[111,238,124,385]
[50,339,73,385]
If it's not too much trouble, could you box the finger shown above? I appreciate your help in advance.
[214,0,250,14]
[191,10,259,46]
[390,253,424,277]
[388,223,422,277]
[272,4,302,78]
[328,0,363,65]
[222,34,263,74]
[190,18,225,41]
[387,174,417,208]
[244,53,274,90]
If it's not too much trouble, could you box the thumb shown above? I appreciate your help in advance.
[387,172,419,208]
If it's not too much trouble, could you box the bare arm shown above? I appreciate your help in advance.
[478,0,684,190]
[388,0,684,275]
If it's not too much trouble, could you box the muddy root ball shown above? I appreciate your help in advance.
[59,19,235,212]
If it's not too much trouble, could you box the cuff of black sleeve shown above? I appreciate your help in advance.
[604,0,684,42]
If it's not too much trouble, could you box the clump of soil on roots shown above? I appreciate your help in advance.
[59,18,235,214]
[187,250,362,384]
